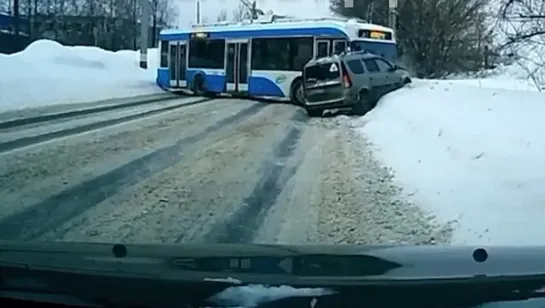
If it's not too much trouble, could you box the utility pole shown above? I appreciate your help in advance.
[13,0,20,36]
[196,0,201,24]
[388,0,397,32]
[139,0,150,69]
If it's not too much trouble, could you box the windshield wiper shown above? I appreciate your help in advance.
[2,241,545,307]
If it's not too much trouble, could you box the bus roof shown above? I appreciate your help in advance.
[159,16,395,43]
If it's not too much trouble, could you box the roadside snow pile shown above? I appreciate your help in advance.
[357,80,545,246]
[498,45,545,91]
[0,39,161,111]
[443,0,545,92]
[443,69,539,92]
[444,50,543,92]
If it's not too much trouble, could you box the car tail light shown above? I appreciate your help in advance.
[341,63,351,88]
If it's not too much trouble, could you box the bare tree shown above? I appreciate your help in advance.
[0,0,10,13]
[232,2,251,22]
[1,0,177,52]
[330,0,493,78]
[497,0,545,90]
[216,8,227,22]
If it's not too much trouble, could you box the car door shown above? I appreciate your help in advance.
[344,58,368,100]
[375,58,401,92]
[361,58,385,100]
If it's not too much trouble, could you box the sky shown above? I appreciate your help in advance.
[176,0,332,26]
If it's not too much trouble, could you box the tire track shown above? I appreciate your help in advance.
[0,97,211,154]
[250,126,335,245]
[0,93,180,129]
[201,111,309,243]
[0,102,268,240]
[44,103,299,243]
[0,99,240,208]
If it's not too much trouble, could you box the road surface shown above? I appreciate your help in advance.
[0,96,453,245]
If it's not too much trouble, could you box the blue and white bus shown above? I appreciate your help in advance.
[156,16,397,104]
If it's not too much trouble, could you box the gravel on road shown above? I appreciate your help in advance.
[0,98,453,245]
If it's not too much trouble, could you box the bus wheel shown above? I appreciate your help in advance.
[290,79,304,106]
[193,74,206,96]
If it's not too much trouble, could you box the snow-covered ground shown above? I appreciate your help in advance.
[446,62,544,92]
[0,40,162,112]
[358,78,545,246]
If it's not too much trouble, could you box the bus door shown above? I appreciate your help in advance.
[225,39,249,92]
[168,41,187,88]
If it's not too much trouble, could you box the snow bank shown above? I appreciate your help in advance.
[444,65,542,92]
[358,80,545,246]
[0,40,161,112]
[418,74,539,92]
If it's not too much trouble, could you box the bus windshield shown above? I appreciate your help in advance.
[351,40,398,63]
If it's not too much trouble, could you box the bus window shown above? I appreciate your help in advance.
[188,39,225,69]
[160,41,169,68]
[351,41,397,63]
[252,38,290,70]
[252,37,313,71]
[316,40,329,58]
[333,40,347,55]
[290,38,313,71]
[352,43,362,51]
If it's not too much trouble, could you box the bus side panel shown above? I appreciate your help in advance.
[186,69,226,93]
[249,71,301,98]
[156,68,170,89]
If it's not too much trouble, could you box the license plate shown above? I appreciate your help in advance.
[312,89,326,94]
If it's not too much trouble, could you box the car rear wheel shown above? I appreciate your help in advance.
[353,90,373,116]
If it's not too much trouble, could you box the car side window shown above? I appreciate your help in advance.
[362,59,380,72]
[346,59,365,74]
[375,59,393,72]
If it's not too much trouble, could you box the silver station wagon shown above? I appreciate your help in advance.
[302,51,412,117]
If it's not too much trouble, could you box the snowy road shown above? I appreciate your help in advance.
[0,96,452,245]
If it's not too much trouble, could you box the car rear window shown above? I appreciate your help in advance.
[346,59,365,74]
[304,62,341,84]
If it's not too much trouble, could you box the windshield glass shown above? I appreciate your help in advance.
[351,40,398,63]
[2,0,545,295]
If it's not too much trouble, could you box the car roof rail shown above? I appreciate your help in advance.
[339,49,374,57]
